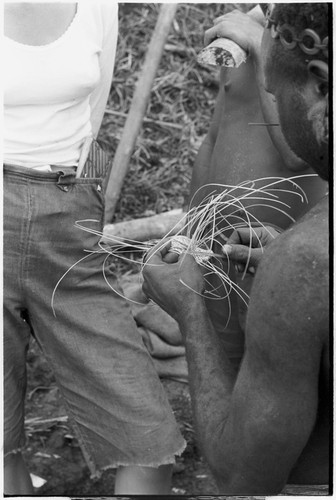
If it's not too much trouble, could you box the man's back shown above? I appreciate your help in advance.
[244,196,329,486]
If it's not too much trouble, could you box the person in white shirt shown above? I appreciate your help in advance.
[3,2,185,494]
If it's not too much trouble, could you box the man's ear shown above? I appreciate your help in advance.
[306,60,329,145]
[307,60,328,96]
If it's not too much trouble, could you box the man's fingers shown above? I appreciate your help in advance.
[234,263,256,275]
[142,280,150,298]
[222,243,262,268]
[204,25,217,47]
[213,10,242,25]
[227,227,259,246]
[235,263,245,273]
[213,14,226,25]
[163,251,179,264]
[226,229,245,245]
[143,250,165,269]
[143,239,172,263]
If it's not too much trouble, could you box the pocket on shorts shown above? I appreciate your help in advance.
[69,178,106,233]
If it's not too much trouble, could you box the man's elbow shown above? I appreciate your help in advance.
[200,440,238,492]
[284,152,311,172]
[214,474,286,496]
[272,136,311,171]
[201,442,287,495]
[207,458,286,496]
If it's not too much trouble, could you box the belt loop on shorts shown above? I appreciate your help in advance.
[55,167,77,192]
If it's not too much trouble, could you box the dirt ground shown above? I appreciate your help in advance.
[24,339,219,496]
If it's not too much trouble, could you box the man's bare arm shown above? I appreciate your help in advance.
[210,230,327,493]
[204,7,309,171]
[188,68,228,206]
[142,228,328,494]
[189,7,262,206]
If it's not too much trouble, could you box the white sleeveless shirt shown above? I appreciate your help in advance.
[4,1,118,169]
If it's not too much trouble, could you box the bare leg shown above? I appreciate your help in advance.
[114,464,173,494]
[4,452,34,495]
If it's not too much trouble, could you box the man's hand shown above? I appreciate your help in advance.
[222,225,281,274]
[204,10,264,58]
[142,240,205,322]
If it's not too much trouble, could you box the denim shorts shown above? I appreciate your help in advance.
[3,164,185,474]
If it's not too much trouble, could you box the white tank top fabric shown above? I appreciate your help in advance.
[4,1,118,169]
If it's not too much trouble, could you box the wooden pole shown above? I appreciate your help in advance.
[103,209,185,244]
[104,4,178,223]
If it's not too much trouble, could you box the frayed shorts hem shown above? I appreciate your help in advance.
[85,441,187,480]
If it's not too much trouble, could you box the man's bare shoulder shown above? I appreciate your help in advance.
[248,198,329,342]
[282,197,327,263]
[279,199,328,265]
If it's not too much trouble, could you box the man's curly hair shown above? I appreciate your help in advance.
[268,3,330,86]
[272,3,329,42]
[266,4,330,176]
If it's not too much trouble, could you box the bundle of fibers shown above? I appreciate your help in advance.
[51,174,315,316]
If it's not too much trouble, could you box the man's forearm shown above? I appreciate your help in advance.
[177,298,236,465]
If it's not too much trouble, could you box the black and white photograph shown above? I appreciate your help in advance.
[3,0,330,496]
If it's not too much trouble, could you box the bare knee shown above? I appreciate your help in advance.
[115,463,173,494]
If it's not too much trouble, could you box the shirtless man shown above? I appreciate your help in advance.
[142,3,330,494]
[189,5,328,371]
